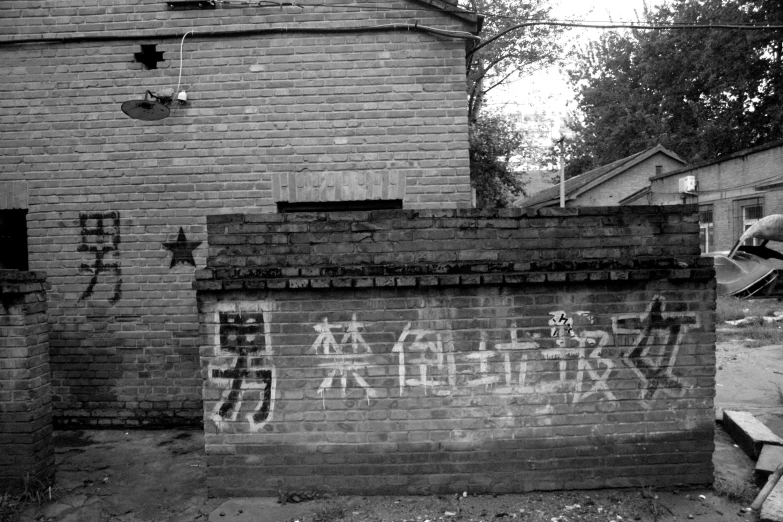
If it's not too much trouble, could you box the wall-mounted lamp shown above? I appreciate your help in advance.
[120,31,194,122]
[121,89,186,121]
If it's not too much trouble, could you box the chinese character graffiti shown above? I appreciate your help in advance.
[312,314,378,406]
[392,322,456,396]
[492,322,541,389]
[305,298,701,409]
[209,310,275,432]
[77,212,121,304]
[613,295,699,402]
[543,311,616,403]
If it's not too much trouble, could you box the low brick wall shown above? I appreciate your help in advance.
[0,270,54,492]
[196,207,716,496]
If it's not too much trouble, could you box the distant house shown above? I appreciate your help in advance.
[649,140,783,253]
[516,145,686,209]
[514,169,557,206]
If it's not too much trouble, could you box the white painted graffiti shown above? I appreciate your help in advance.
[312,314,378,406]
[312,297,699,406]
[391,323,456,396]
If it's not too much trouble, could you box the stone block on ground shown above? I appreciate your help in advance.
[758,446,783,486]
[723,410,783,460]
[761,478,783,522]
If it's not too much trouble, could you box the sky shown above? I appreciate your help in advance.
[485,0,664,128]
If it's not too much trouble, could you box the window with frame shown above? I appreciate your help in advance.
[741,199,764,246]
[698,204,714,254]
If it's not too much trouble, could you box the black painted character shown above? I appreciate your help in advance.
[210,312,275,431]
[77,212,121,304]
[617,296,699,401]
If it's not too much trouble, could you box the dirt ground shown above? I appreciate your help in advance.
[11,337,783,522]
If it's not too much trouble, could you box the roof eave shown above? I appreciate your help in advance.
[570,146,685,199]
[650,139,783,182]
[408,0,482,32]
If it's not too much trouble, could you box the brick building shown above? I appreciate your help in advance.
[0,0,481,427]
[649,140,783,253]
[517,145,685,209]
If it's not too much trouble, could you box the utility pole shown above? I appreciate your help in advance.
[558,137,565,208]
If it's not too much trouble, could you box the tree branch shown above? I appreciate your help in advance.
[482,67,522,96]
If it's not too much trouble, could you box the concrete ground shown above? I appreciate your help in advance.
[13,338,783,522]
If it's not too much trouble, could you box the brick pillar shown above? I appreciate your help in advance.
[0,270,54,492]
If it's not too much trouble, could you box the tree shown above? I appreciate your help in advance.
[460,0,564,123]
[566,0,783,177]
[458,0,564,205]
[469,112,526,208]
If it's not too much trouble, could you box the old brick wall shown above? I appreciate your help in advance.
[0,270,54,492]
[196,206,716,496]
[0,1,477,426]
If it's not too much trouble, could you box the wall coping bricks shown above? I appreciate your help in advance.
[197,206,713,291]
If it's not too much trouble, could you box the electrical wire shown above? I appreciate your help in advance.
[0,23,479,46]
[468,21,783,57]
[175,30,194,98]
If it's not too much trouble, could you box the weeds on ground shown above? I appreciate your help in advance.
[311,501,347,522]
[640,486,674,522]
[728,324,783,348]
[0,474,57,522]
[717,297,750,323]
[716,296,781,323]
[717,296,783,346]
[713,475,758,505]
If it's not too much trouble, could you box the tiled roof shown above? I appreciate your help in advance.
[516,145,684,208]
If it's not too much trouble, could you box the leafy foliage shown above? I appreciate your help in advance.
[460,0,564,122]
[566,0,783,177]
[469,112,526,208]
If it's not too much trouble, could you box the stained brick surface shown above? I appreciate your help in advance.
[0,1,477,426]
[0,270,54,492]
[197,207,717,496]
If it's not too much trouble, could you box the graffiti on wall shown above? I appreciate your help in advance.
[209,303,275,432]
[205,296,702,429]
[77,212,121,304]
[312,314,378,406]
[162,227,201,268]
[613,295,699,402]
[310,296,698,407]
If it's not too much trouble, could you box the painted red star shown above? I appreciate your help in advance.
[162,227,201,268]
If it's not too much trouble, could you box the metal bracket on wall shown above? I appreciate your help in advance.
[167,0,216,9]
